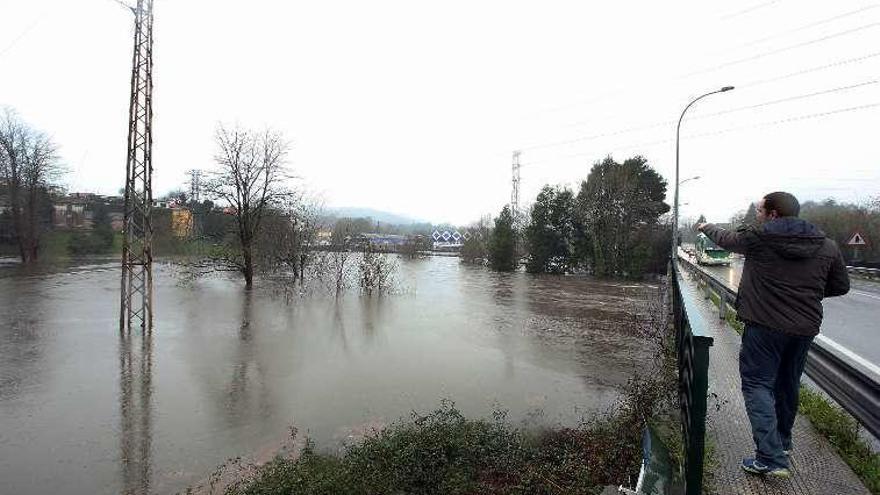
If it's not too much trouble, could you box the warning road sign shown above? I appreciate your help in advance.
[847,232,867,246]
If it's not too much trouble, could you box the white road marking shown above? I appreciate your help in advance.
[815,335,880,379]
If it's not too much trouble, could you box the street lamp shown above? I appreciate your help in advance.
[672,86,734,257]
[679,175,701,185]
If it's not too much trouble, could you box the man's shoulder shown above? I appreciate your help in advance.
[819,237,842,256]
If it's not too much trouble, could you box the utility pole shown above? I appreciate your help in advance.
[120,0,155,333]
[511,151,521,217]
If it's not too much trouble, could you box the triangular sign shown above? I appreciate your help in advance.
[847,232,867,246]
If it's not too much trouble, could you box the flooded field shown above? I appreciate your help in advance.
[0,256,658,494]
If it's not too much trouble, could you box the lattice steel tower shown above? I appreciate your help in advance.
[510,151,521,217]
[187,169,202,203]
[120,0,154,332]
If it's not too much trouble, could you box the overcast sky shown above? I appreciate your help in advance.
[1,0,878,225]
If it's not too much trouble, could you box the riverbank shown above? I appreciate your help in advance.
[204,372,675,495]
[192,284,679,495]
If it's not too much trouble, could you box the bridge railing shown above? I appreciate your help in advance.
[678,250,880,439]
[670,261,714,495]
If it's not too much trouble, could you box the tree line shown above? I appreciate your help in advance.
[464,155,671,279]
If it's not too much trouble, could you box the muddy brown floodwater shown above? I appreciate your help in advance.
[0,255,658,494]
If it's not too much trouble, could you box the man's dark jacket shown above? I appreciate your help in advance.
[700,217,849,337]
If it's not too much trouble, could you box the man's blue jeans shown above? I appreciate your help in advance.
[740,322,814,469]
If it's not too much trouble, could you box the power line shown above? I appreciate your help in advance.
[738,50,880,89]
[523,102,880,166]
[523,79,878,152]
[529,10,879,117]
[710,4,879,54]
[690,101,880,139]
[684,21,880,77]
[0,11,47,59]
[564,50,880,130]
[693,80,878,119]
[720,0,782,21]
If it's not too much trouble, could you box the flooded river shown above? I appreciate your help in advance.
[0,256,657,494]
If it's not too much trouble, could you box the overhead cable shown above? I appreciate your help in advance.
[684,22,880,77]
[564,50,880,130]
[711,4,879,54]
[523,80,878,152]
[738,51,880,89]
[719,0,783,21]
[523,102,880,166]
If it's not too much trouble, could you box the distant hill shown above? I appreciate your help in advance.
[326,207,426,225]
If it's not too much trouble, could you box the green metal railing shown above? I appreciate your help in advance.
[671,262,714,495]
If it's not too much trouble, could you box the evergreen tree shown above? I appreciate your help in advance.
[488,205,517,272]
[525,185,574,273]
[743,203,758,225]
[574,155,669,277]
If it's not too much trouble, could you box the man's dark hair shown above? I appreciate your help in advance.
[763,191,800,217]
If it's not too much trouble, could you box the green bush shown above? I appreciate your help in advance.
[227,391,661,495]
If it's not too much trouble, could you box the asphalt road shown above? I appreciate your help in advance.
[699,256,880,366]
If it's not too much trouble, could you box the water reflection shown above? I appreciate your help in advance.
[118,327,153,495]
[0,276,47,401]
[332,301,350,352]
[225,290,272,422]
[359,297,386,344]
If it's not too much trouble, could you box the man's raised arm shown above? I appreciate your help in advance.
[697,223,750,254]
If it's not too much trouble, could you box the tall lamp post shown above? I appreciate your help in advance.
[672,86,734,258]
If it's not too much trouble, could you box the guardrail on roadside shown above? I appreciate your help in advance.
[670,261,714,495]
[678,251,880,439]
[847,266,880,280]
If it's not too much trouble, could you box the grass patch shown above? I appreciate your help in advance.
[799,386,880,494]
[706,289,744,335]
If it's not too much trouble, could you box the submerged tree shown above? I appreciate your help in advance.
[359,244,397,296]
[575,155,669,277]
[204,124,292,287]
[525,185,575,273]
[256,194,323,282]
[460,215,491,264]
[488,205,517,272]
[0,108,61,263]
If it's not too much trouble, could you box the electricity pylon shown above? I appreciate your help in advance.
[120,0,154,333]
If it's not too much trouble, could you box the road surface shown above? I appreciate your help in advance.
[697,256,880,365]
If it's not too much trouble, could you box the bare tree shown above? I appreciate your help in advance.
[285,193,324,281]
[0,108,61,263]
[327,249,352,297]
[255,193,323,283]
[204,124,291,287]
[359,244,397,296]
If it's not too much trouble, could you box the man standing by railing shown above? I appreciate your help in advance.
[696,191,849,478]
